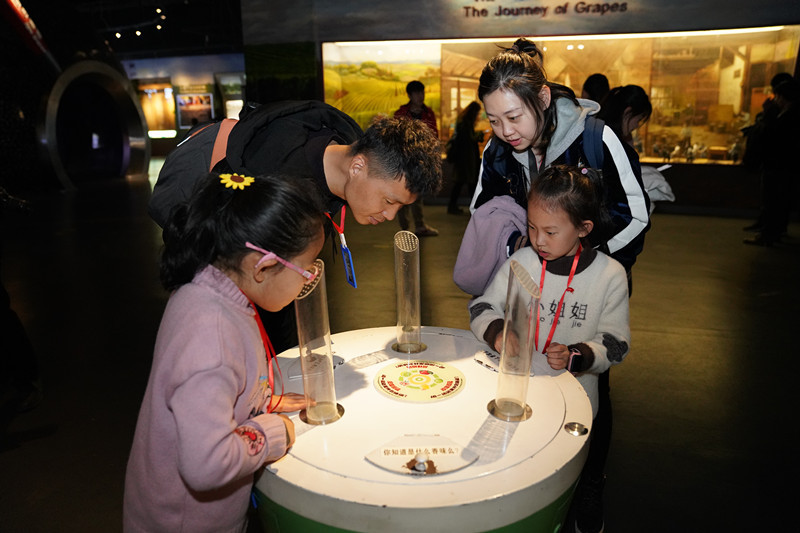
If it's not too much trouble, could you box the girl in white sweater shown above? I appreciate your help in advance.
[469,164,630,417]
[469,164,630,533]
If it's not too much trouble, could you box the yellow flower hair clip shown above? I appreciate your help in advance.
[220,173,255,190]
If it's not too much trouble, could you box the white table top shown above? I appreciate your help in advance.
[257,326,593,532]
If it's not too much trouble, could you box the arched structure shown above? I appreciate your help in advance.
[38,60,150,189]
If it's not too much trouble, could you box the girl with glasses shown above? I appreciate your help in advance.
[124,171,325,532]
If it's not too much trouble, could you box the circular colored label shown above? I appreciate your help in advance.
[374,360,465,402]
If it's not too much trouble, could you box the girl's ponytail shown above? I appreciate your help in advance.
[160,181,228,291]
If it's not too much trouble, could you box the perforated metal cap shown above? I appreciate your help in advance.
[509,260,541,298]
[296,259,324,299]
[394,230,419,252]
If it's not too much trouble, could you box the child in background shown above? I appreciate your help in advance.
[124,172,326,533]
[469,165,630,533]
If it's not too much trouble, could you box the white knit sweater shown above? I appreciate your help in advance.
[469,246,630,417]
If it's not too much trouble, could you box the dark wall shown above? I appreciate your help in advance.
[243,42,319,103]
[0,36,55,192]
[1,1,149,190]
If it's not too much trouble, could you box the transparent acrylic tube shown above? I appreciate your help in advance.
[294,259,342,425]
[392,230,426,354]
[488,260,541,422]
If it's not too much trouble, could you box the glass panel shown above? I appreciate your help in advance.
[322,26,800,166]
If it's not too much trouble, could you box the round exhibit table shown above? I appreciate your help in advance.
[254,327,593,533]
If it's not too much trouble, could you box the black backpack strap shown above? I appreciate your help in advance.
[583,115,605,170]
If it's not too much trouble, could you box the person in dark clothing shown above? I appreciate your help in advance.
[581,83,654,533]
[581,73,610,104]
[595,85,652,148]
[150,101,442,230]
[394,81,440,236]
[468,39,650,277]
[741,73,794,177]
[462,39,650,533]
[744,78,800,246]
[149,101,443,352]
[447,101,484,214]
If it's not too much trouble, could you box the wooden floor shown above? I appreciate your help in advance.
[1,164,798,532]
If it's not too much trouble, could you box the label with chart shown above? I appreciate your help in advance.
[374,360,465,402]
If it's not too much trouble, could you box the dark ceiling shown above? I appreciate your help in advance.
[20,0,243,60]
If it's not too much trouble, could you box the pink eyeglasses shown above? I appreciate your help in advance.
[245,242,318,282]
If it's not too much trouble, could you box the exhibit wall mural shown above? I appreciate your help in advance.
[323,42,442,132]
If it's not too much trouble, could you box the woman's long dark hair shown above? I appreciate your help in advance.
[478,38,578,150]
[457,101,482,127]
[596,85,652,140]
[160,172,326,291]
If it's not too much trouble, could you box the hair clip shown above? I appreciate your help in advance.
[220,173,255,190]
[581,167,589,175]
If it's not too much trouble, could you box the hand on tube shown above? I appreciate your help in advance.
[494,329,520,357]
[270,392,307,413]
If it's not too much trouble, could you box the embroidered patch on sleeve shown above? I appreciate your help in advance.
[602,333,629,363]
[234,425,266,456]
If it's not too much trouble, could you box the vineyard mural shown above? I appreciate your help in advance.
[322,42,442,136]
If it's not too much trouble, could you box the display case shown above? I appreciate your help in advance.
[322,25,800,166]
[135,79,176,139]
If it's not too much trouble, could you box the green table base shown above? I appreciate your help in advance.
[253,480,577,533]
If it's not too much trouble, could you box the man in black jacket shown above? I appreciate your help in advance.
[149,100,443,351]
[150,100,442,229]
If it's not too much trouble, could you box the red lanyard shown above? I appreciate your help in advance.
[326,206,346,235]
[246,297,283,413]
[535,244,582,354]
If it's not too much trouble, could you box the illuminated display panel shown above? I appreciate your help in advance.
[322,26,800,165]
[136,79,177,138]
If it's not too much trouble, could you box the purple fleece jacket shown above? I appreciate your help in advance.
[453,195,528,296]
[124,265,288,533]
